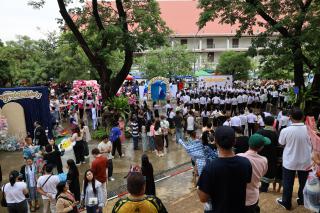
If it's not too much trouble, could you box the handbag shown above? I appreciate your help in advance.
[1,184,7,207]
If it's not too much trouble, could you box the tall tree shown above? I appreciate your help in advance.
[137,45,196,80]
[198,0,320,104]
[30,0,170,100]
[216,51,252,80]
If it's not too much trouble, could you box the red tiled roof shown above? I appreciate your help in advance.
[157,0,265,36]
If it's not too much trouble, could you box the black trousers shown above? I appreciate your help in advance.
[73,141,85,164]
[7,200,28,213]
[231,105,237,116]
[245,201,260,213]
[83,140,89,157]
[163,134,169,148]
[108,159,113,177]
[79,108,84,120]
[200,104,205,112]
[112,138,122,156]
[248,123,255,136]
[282,167,309,209]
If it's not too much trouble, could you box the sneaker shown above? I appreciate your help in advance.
[296,198,304,205]
[81,161,86,164]
[76,163,81,166]
[121,154,125,157]
[276,198,291,210]
[110,155,114,159]
[109,177,115,181]
[85,155,90,159]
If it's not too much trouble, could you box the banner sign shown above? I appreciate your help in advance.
[0,90,42,103]
[198,75,233,88]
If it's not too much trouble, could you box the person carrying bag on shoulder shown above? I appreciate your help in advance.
[2,170,29,213]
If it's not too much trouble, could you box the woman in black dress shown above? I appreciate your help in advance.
[66,159,81,201]
[141,154,156,196]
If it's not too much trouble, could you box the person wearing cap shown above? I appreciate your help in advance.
[2,170,29,213]
[276,108,312,210]
[197,126,252,213]
[237,134,269,213]
[256,116,279,192]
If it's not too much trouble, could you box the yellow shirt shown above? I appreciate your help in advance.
[112,195,167,213]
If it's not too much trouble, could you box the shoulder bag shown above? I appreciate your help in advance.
[1,184,7,207]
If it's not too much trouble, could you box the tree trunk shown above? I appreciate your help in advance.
[311,72,320,93]
[305,72,320,115]
[292,44,305,105]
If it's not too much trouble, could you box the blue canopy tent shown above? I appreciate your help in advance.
[151,80,167,101]
[0,86,52,138]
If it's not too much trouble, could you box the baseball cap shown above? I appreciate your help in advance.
[215,126,235,149]
[249,134,271,148]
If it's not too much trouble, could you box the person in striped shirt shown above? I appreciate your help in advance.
[130,116,140,150]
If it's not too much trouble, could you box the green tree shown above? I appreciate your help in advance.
[216,51,252,80]
[0,59,11,87]
[30,0,171,100]
[257,55,293,80]
[0,36,48,85]
[137,45,195,79]
[198,0,320,104]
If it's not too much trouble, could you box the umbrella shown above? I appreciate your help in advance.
[195,70,211,77]
[126,75,134,81]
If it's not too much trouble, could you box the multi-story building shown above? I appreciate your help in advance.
[157,0,266,70]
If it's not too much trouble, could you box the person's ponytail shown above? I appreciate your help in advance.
[9,170,19,186]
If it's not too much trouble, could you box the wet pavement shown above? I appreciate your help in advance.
[0,133,191,212]
[0,127,310,213]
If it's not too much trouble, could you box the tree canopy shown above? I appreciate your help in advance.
[198,0,320,105]
[136,45,196,80]
[29,0,171,100]
[216,51,252,80]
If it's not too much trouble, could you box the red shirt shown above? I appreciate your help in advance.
[91,155,108,183]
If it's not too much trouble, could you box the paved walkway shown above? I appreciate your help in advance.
[107,170,310,213]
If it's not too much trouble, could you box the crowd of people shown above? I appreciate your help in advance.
[1,80,320,213]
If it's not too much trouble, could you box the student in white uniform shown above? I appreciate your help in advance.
[247,109,257,136]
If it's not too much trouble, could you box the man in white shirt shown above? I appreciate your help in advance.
[230,113,241,130]
[237,94,244,112]
[247,109,257,136]
[247,95,254,110]
[239,110,248,134]
[199,95,207,112]
[231,96,238,116]
[212,95,220,110]
[37,165,60,213]
[183,94,191,106]
[98,136,115,181]
[277,108,312,210]
[272,90,279,106]
[242,93,248,109]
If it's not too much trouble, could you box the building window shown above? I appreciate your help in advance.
[207,39,214,49]
[208,52,215,62]
[232,38,239,48]
[180,39,188,45]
